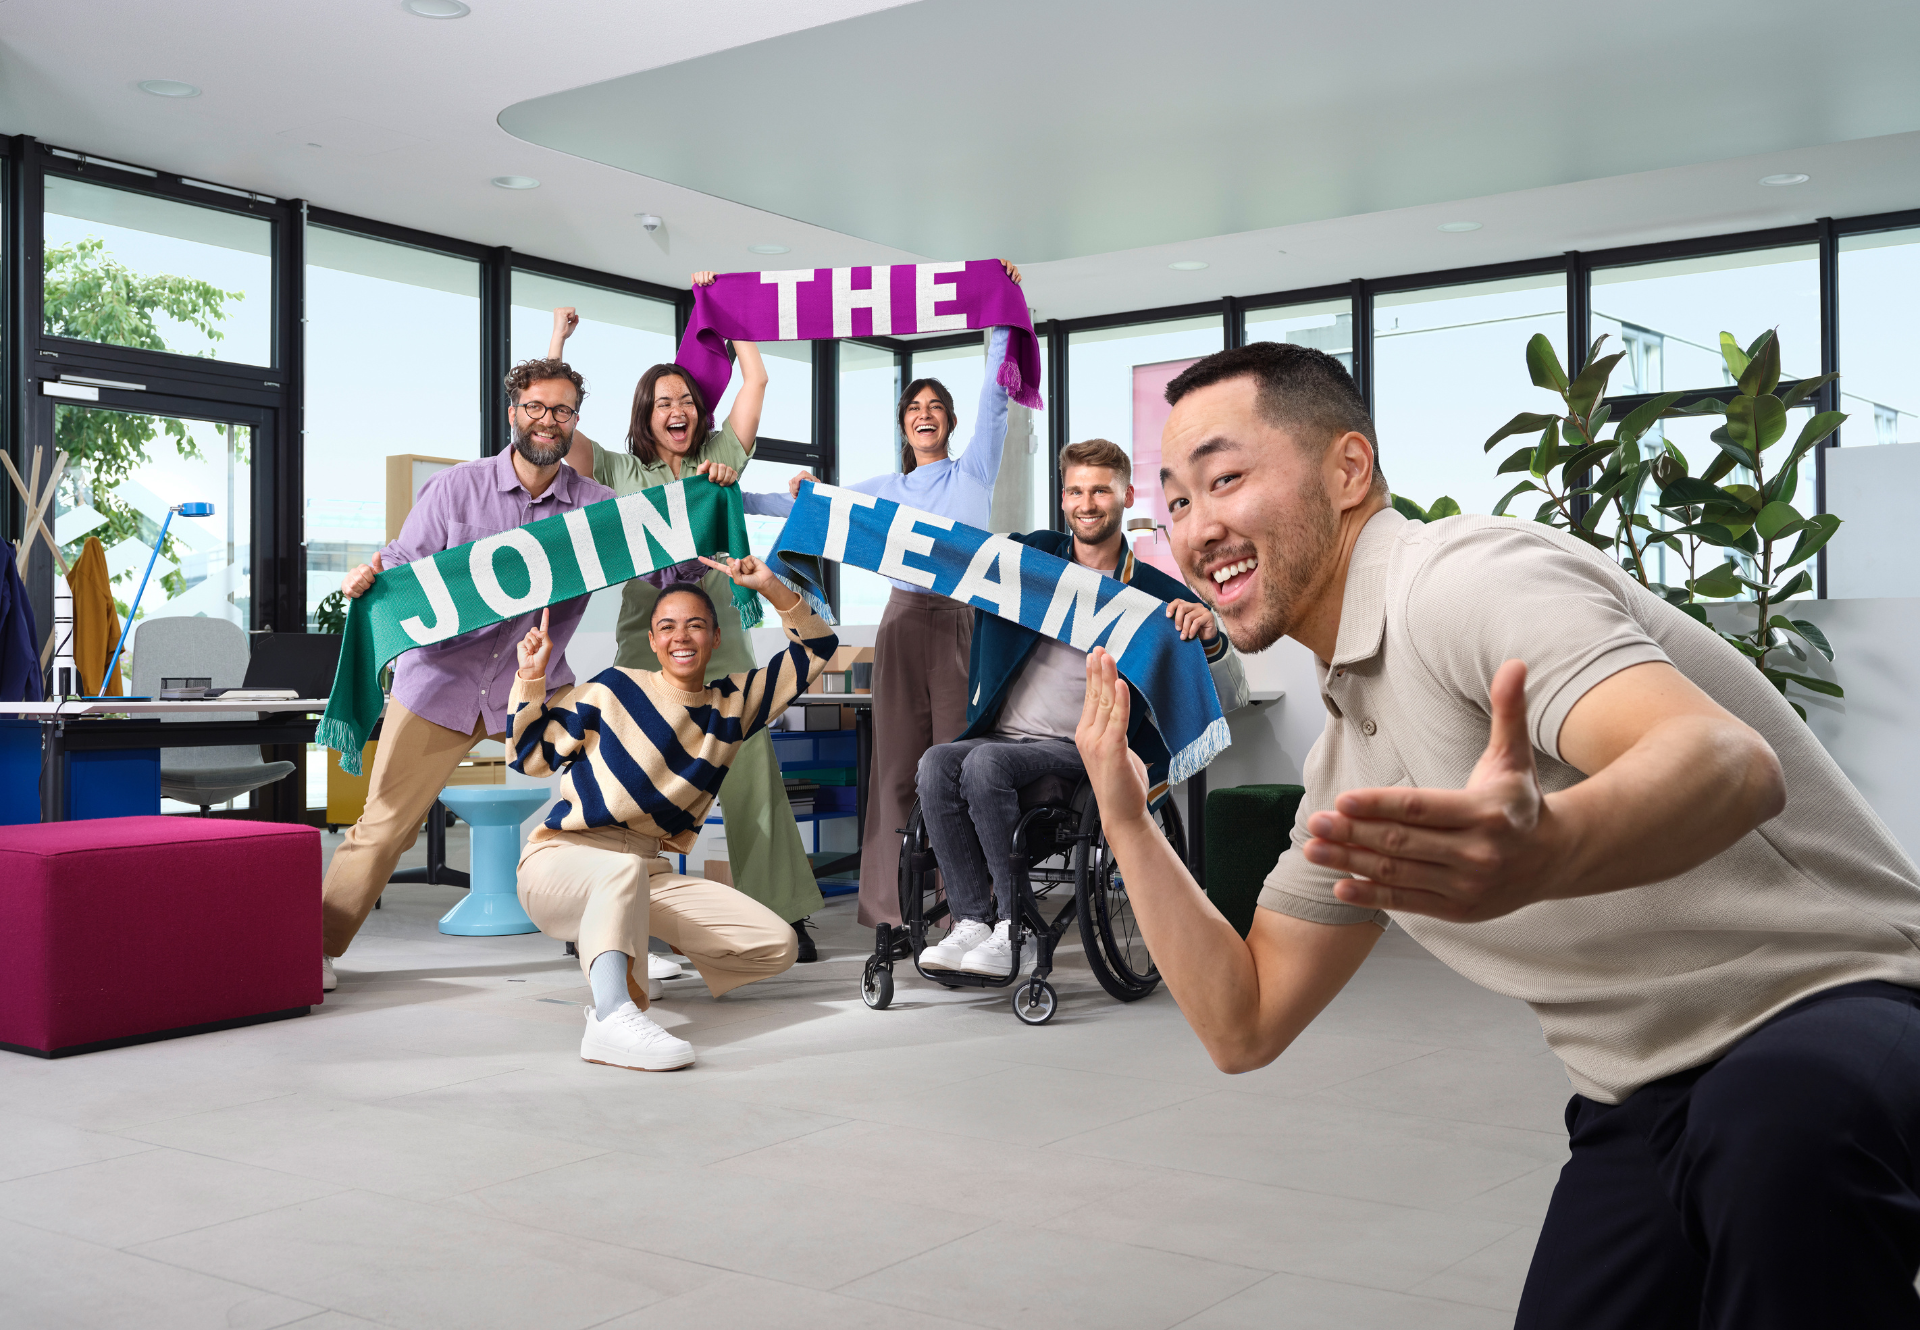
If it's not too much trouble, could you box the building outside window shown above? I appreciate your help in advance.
[1591,246,1820,389]
[508,270,675,450]
[1371,273,1566,519]
[1839,227,1920,446]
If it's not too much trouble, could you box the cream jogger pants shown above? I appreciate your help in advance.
[517,824,798,1011]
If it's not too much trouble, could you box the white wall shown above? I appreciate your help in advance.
[1825,443,1920,599]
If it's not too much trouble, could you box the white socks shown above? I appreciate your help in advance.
[589,949,631,1020]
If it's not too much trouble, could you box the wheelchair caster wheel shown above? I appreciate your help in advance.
[862,958,894,1010]
[1012,977,1057,1025]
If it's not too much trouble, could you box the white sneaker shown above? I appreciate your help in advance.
[960,920,1015,977]
[646,952,684,981]
[322,953,338,993]
[920,919,992,971]
[647,975,664,1002]
[581,1001,695,1071]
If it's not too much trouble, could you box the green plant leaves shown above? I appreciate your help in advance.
[1770,614,1834,660]
[1615,391,1688,448]
[1780,513,1841,568]
[1726,394,1786,455]
[1567,350,1628,418]
[1427,496,1460,520]
[1527,334,1568,393]
[1485,411,1560,452]
[1689,561,1744,598]
[1778,372,1838,410]
[1390,494,1430,523]
[1775,569,1815,599]
[1720,332,1750,381]
[1532,420,1561,476]
[1493,480,1540,516]
[1754,501,1803,541]
[1736,330,1781,398]
[1659,476,1726,506]
[1496,445,1537,475]
[1765,667,1844,699]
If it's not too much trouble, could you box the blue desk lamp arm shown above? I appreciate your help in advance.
[97,501,213,697]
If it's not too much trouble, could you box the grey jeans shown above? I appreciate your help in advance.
[915,736,1086,923]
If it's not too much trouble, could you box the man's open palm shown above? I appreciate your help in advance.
[1302,659,1556,922]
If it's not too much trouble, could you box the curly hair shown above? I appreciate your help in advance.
[504,358,586,406]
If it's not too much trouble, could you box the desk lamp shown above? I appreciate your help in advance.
[96,501,214,698]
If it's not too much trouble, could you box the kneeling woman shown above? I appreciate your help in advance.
[507,556,836,1071]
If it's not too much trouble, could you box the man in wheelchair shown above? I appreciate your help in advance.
[914,438,1249,977]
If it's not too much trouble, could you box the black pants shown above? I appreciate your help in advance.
[1516,980,1920,1329]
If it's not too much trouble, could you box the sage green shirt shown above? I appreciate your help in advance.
[590,423,757,676]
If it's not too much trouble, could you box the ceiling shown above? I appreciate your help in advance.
[3,0,1918,323]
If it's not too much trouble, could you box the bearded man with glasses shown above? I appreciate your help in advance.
[319,359,614,994]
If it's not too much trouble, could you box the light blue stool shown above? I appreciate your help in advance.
[436,787,549,936]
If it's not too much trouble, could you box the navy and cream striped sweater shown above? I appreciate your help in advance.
[508,601,837,847]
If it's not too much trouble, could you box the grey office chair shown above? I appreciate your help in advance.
[130,616,297,814]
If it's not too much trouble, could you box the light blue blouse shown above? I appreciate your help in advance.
[742,327,1013,594]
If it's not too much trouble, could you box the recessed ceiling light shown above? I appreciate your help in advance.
[1169,260,1208,271]
[1760,173,1810,187]
[403,0,470,16]
[748,243,790,255]
[137,80,200,98]
[1438,221,1482,233]
[491,175,539,190]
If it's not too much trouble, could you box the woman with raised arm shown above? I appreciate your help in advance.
[509,556,836,1071]
[550,277,826,962]
[744,261,1024,937]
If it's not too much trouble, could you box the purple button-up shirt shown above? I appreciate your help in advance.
[377,448,613,738]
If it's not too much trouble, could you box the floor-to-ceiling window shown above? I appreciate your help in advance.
[1067,314,1224,566]
[1839,227,1920,447]
[836,340,901,625]
[303,226,480,625]
[507,269,675,450]
[1591,246,1821,390]
[1370,273,1566,518]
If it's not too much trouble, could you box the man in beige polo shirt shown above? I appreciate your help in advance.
[1076,341,1920,1329]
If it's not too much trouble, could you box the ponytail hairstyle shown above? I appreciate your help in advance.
[895,377,959,475]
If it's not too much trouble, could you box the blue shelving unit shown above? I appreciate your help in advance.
[677,730,862,896]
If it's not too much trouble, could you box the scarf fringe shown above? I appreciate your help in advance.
[773,571,837,625]
[997,355,1044,411]
[316,716,365,777]
[730,581,764,630]
[1166,714,1230,786]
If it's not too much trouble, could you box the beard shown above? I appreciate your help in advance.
[513,423,568,468]
[1196,473,1340,655]
[1070,506,1124,548]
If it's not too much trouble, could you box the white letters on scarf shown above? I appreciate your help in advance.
[953,534,1024,621]
[1041,562,1157,661]
[831,265,892,338]
[915,262,968,331]
[879,507,952,588]
[471,528,553,618]
[821,486,878,562]
[617,484,697,567]
[563,508,609,591]
[761,269,815,341]
[401,559,461,645]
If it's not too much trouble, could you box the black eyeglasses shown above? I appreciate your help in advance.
[515,402,579,423]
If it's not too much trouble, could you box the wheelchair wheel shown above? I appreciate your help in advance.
[1074,795,1184,1002]
[1012,977,1057,1025]
[861,957,894,1010]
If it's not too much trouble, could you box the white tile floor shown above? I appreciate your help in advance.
[0,828,1572,1329]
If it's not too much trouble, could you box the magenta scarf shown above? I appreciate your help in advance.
[675,260,1044,417]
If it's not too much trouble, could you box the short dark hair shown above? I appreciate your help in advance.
[895,377,959,475]
[1164,343,1384,491]
[628,365,711,465]
[650,580,718,627]
[505,357,585,407]
[1059,438,1131,484]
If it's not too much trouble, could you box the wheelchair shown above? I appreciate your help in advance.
[861,772,1186,1025]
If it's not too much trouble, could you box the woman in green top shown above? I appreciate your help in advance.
[551,277,825,958]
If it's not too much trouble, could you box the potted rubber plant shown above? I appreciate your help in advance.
[1481,329,1846,718]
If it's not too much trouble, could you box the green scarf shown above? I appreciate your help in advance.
[318,475,754,775]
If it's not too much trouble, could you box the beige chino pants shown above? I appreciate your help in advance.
[323,701,493,957]
[517,824,799,1011]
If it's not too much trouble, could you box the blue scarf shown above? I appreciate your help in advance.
[767,483,1228,783]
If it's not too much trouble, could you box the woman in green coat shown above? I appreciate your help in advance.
[550,279,824,959]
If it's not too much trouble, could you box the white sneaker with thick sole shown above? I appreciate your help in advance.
[960,920,1015,977]
[920,919,992,971]
[646,975,664,1002]
[581,1001,695,1071]
[646,952,684,981]
[322,953,338,992]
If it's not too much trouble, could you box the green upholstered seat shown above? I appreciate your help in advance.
[1204,784,1306,938]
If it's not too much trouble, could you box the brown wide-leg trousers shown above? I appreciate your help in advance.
[857,588,974,927]
[518,824,798,1010]
[323,701,492,957]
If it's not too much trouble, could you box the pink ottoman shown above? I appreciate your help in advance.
[0,816,322,1057]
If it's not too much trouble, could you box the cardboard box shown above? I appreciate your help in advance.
[703,859,733,886]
